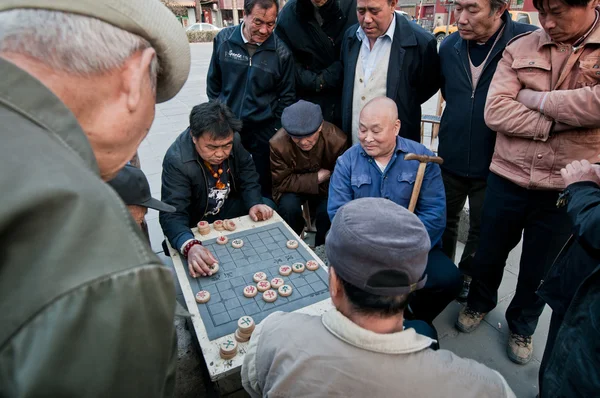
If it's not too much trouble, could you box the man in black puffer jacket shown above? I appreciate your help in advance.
[207,0,296,198]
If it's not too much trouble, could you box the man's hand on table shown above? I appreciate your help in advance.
[187,244,218,278]
[317,169,331,184]
[561,159,600,187]
[249,204,274,222]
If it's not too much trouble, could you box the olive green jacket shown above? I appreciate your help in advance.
[0,58,177,396]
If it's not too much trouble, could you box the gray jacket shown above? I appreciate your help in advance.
[0,58,177,396]
[242,310,515,397]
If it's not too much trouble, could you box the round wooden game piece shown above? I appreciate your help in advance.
[224,219,237,231]
[278,285,293,297]
[198,227,211,236]
[279,265,292,276]
[219,337,238,359]
[234,329,250,343]
[216,235,228,245]
[306,260,319,271]
[237,327,253,338]
[253,272,267,282]
[214,220,224,231]
[270,277,284,289]
[257,280,271,292]
[292,262,305,273]
[231,239,244,249]
[262,289,278,303]
[243,285,258,298]
[208,263,219,275]
[237,316,255,333]
[286,239,299,249]
[195,290,211,303]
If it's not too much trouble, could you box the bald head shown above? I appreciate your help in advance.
[361,97,399,123]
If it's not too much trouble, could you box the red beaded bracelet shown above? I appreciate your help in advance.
[182,239,202,257]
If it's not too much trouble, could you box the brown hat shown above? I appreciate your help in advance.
[0,0,191,103]
[326,198,430,296]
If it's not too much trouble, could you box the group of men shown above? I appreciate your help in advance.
[1,0,599,396]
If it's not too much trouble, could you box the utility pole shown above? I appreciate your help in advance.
[232,0,239,25]
[445,1,453,36]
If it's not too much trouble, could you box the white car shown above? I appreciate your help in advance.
[186,23,221,32]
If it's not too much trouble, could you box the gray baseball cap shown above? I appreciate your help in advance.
[0,0,191,103]
[326,198,430,296]
[108,165,175,213]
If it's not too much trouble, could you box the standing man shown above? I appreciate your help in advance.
[207,0,296,198]
[456,0,600,365]
[0,0,190,395]
[276,0,348,125]
[340,0,440,143]
[438,0,536,300]
[270,100,347,246]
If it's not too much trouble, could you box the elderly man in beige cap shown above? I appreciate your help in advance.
[0,1,190,396]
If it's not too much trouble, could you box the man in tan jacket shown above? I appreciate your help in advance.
[270,100,347,245]
[0,1,190,395]
[242,198,515,398]
[457,0,600,365]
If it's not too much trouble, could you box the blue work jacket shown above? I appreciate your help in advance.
[328,137,446,247]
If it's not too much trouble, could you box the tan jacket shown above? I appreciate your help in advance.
[485,14,600,190]
[0,58,177,396]
[269,122,347,203]
[242,311,515,398]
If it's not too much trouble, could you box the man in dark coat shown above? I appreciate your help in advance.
[160,102,274,278]
[276,0,348,125]
[340,0,440,143]
[438,3,537,300]
[537,158,600,397]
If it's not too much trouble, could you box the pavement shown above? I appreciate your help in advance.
[141,43,550,398]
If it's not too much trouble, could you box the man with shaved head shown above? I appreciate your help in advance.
[328,97,462,327]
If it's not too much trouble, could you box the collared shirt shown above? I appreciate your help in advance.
[356,14,396,83]
[328,137,446,247]
[241,310,516,398]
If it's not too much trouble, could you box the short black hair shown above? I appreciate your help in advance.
[189,101,243,140]
[336,270,410,317]
[533,0,592,11]
[244,0,279,16]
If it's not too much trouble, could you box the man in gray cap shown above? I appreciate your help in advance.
[0,1,190,395]
[108,165,176,242]
[241,198,515,398]
[270,100,347,245]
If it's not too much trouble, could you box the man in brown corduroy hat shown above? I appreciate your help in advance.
[0,1,190,396]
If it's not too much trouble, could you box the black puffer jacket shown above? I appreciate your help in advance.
[276,0,348,125]
[159,129,263,251]
[207,25,295,128]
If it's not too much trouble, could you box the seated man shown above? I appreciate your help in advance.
[270,100,347,245]
[160,101,274,278]
[108,164,176,243]
[241,198,515,398]
[328,96,461,324]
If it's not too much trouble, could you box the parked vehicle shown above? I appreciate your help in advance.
[433,10,540,43]
[186,23,221,32]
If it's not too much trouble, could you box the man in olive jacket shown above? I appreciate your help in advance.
[0,1,190,396]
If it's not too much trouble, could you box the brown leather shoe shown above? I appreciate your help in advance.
[455,306,486,333]
[507,332,533,364]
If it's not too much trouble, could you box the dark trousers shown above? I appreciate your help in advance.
[441,170,487,275]
[539,311,563,395]
[409,248,462,324]
[278,193,330,246]
[203,196,277,224]
[467,173,571,336]
[242,122,278,199]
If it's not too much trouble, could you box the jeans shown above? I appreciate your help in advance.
[467,173,571,336]
[278,193,330,246]
[409,248,462,324]
[441,170,487,276]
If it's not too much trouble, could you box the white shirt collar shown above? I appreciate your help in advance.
[321,309,435,354]
[240,22,262,46]
[356,13,396,43]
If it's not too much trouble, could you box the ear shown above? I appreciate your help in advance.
[394,119,401,136]
[328,267,343,302]
[122,47,156,113]
[496,3,509,17]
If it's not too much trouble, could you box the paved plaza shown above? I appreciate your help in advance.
[143,43,549,398]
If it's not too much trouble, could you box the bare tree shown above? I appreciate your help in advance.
[161,0,188,17]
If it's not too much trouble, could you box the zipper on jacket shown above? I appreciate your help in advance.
[197,160,210,217]
[457,49,475,176]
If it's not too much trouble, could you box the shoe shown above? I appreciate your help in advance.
[456,275,472,302]
[455,306,486,333]
[507,332,533,364]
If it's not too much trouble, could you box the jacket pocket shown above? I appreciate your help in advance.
[395,172,416,201]
[577,56,600,88]
[351,175,372,197]
[512,57,551,91]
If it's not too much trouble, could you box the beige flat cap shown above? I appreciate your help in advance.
[0,0,191,103]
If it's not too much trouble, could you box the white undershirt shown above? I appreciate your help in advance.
[375,160,387,172]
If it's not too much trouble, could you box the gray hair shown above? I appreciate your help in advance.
[489,0,508,14]
[0,9,159,90]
